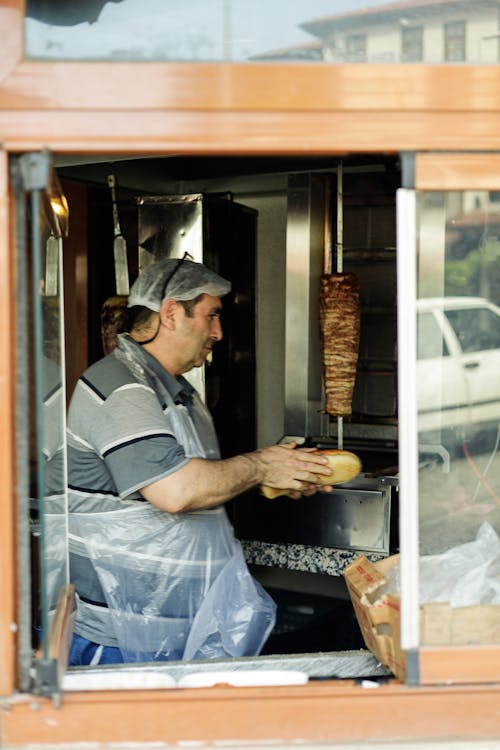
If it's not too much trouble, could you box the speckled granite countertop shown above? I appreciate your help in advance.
[241,539,387,576]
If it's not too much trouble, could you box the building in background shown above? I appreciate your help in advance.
[253,0,500,63]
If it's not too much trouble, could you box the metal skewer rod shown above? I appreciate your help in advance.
[336,162,343,274]
[322,176,333,439]
[324,175,333,277]
[336,162,344,450]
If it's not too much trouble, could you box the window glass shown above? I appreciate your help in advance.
[401,25,423,62]
[24,0,500,63]
[444,20,466,62]
[416,191,500,650]
[14,154,70,669]
[445,306,500,353]
[417,311,449,359]
[346,33,367,62]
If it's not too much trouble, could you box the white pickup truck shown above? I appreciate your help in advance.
[417,296,500,442]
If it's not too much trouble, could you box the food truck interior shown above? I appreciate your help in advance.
[43,152,399,665]
[23,149,498,683]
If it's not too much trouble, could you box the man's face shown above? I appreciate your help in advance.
[175,294,223,372]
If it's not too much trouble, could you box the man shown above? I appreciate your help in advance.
[67,257,332,666]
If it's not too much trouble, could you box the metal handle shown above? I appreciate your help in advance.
[107,174,121,236]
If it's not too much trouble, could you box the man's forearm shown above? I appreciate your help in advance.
[140,445,332,513]
[140,453,262,512]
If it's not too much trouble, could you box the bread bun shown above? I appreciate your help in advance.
[317,449,362,485]
[260,448,362,499]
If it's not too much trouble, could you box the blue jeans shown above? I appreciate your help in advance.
[68,632,180,665]
[69,633,124,666]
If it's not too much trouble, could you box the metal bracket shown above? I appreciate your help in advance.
[33,656,61,707]
[401,152,416,189]
[378,475,399,488]
[405,647,420,686]
[18,151,51,192]
[31,585,76,707]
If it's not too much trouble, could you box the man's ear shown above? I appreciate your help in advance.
[159,298,178,328]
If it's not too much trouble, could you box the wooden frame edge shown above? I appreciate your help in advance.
[0,148,17,697]
[416,151,500,190]
[419,645,500,685]
[2,681,500,744]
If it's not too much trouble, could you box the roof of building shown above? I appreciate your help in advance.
[300,0,496,36]
[249,41,323,62]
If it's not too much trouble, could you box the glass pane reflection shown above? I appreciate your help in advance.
[416,190,500,644]
[24,0,500,63]
[26,162,69,659]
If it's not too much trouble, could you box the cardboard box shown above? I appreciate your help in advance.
[344,554,406,680]
[344,554,500,681]
[419,601,500,647]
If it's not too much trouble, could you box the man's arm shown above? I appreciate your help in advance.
[140,444,333,513]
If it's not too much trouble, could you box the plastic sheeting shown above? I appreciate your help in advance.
[382,521,500,606]
[70,503,276,661]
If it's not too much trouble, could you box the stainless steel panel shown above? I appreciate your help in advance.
[304,475,396,554]
[235,475,398,556]
[284,173,328,438]
[321,486,392,554]
[137,193,204,271]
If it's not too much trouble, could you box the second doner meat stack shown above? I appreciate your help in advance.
[319,272,361,417]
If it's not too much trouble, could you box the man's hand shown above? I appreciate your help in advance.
[255,442,334,498]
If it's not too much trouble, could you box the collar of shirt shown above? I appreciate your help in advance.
[120,334,195,408]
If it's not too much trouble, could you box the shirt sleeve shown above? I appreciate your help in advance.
[87,381,188,497]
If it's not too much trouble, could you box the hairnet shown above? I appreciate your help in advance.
[128,258,231,311]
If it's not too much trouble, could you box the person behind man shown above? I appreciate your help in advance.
[67,257,333,666]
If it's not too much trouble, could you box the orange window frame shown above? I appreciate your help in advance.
[1,3,500,154]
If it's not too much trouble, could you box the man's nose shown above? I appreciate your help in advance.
[211,318,223,341]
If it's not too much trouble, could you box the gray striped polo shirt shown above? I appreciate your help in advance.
[67,336,193,643]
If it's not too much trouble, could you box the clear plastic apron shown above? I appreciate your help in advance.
[70,338,276,662]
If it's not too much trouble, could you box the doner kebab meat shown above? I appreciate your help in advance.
[319,272,360,416]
